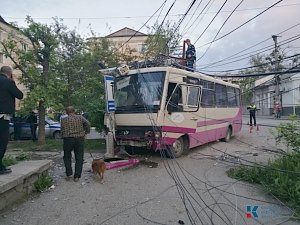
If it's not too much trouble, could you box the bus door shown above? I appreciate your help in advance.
[164,82,202,140]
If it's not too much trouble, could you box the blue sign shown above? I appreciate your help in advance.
[104,75,115,112]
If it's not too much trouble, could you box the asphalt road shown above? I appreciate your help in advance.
[0,116,299,225]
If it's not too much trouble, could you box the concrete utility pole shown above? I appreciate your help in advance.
[272,35,281,104]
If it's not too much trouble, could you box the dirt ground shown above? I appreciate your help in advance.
[0,117,299,225]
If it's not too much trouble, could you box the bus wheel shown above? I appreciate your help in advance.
[221,127,232,142]
[167,137,188,158]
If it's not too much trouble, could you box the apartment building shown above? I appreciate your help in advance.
[0,16,30,109]
[90,27,148,63]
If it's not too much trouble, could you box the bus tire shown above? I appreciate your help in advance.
[167,137,188,158]
[221,127,232,142]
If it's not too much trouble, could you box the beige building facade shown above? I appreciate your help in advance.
[0,16,30,109]
[91,27,149,62]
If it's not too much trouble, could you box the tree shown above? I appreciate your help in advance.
[1,16,62,145]
[56,34,119,131]
[143,21,182,59]
[238,50,287,105]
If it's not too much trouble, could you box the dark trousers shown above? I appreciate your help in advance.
[186,60,195,71]
[30,124,37,141]
[0,119,9,169]
[63,137,84,178]
[250,113,256,126]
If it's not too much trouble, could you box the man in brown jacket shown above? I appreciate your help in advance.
[61,106,90,182]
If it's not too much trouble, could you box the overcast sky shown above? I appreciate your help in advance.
[1,0,300,72]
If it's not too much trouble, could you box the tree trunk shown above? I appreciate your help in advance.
[37,100,46,145]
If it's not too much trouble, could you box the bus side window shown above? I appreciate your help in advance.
[227,86,237,107]
[166,83,182,113]
[187,86,200,107]
[236,88,240,106]
[215,84,228,107]
[201,89,215,107]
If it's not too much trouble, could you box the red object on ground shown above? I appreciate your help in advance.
[105,159,140,170]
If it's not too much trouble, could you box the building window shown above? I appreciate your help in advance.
[137,44,146,53]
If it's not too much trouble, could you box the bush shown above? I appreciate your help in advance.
[227,149,300,215]
[15,151,32,161]
[276,114,300,152]
[34,174,53,192]
[3,155,17,167]
[227,115,300,215]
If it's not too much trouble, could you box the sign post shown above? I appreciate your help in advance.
[104,75,115,158]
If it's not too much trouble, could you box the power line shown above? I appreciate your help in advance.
[117,0,167,51]
[179,0,204,34]
[195,0,284,55]
[198,34,300,70]
[196,0,245,61]
[197,22,300,69]
[211,68,300,78]
[173,0,197,32]
[182,0,215,37]
[198,53,300,73]
[194,0,229,45]
[4,3,300,21]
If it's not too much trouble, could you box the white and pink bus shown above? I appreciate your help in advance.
[113,66,242,157]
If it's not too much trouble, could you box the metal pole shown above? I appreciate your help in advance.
[272,35,281,104]
[104,112,115,158]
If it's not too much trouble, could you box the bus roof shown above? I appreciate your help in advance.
[126,66,240,88]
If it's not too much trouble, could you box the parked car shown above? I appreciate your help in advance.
[9,116,61,140]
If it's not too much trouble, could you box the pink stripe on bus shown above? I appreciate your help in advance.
[189,127,227,148]
[161,126,196,133]
[197,108,242,127]
[197,118,231,127]
[161,137,176,145]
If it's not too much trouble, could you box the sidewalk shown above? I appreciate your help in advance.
[243,114,297,120]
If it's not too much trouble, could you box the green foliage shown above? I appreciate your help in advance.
[275,115,300,152]
[227,152,300,214]
[2,155,17,167]
[144,21,182,58]
[1,17,65,145]
[237,77,256,105]
[1,18,121,137]
[9,139,106,152]
[2,151,31,167]
[34,174,53,192]
[15,151,32,161]
[229,117,300,214]
[53,35,119,131]
[238,51,288,104]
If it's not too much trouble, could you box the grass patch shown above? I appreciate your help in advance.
[15,151,32,161]
[9,139,106,152]
[3,155,17,167]
[34,174,53,192]
[227,151,300,215]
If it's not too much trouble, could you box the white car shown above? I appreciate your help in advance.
[9,117,61,140]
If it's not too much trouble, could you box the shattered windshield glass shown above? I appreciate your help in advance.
[115,71,165,113]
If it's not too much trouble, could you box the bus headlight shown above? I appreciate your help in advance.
[154,131,161,138]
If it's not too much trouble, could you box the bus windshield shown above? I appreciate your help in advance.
[115,71,165,113]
